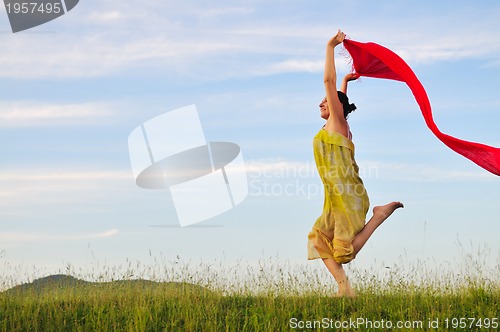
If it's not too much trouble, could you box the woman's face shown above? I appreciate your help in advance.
[319,97,329,120]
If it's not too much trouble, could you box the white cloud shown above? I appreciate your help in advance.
[0,101,117,127]
[200,6,254,17]
[252,58,352,76]
[88,11,125,22]
[0,170,131,182]
[0,169,133,208]
[394,35,500,64]
[0,229,119,243]
[254,59,322,75]
[0,2,498,80]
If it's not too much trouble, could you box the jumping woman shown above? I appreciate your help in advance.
[307,30,404,297]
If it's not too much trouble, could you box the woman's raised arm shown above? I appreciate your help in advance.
[324,30,348,136]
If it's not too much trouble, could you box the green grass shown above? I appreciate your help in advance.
[1,254,499,331]
[1,278,498,331]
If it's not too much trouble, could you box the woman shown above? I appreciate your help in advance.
[307,30,404,297]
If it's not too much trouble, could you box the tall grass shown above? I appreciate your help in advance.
[1,251,499,331]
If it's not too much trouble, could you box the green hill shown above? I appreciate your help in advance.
[3,274,211,297]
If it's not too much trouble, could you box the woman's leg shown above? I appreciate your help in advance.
[321,258,355,297]
[352,201,403,256]
[318,202,403,297]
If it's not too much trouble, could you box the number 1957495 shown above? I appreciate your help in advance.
[5,2,62,14]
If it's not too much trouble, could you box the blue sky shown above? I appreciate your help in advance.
[0,1,499,283]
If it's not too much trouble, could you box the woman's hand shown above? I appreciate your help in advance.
[340,73,359,94]
[343,73,359,82]
[327,29,346,47]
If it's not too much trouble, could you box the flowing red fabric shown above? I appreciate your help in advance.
[343,39,500,176]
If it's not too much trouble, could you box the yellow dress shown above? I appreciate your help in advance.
[307,128,370,263]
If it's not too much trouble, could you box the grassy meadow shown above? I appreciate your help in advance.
[1,253,499,331]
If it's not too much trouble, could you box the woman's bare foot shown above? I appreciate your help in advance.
[334,278,356,298]
[372,202,404,226]
[335,290,356,297]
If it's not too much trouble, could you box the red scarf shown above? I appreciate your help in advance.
[343,39,500,176]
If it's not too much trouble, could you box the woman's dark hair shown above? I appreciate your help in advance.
[337,91,356,119]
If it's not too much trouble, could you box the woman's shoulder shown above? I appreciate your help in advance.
[315,127,355,151]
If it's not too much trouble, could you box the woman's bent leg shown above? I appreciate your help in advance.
[352,201,403,256]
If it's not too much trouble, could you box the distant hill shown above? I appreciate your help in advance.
[3,274,211,296]
[3,274,87,294]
